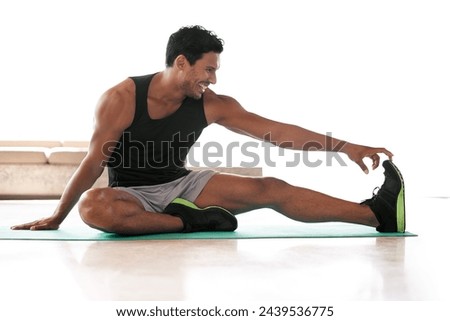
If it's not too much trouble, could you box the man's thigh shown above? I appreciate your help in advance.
[81,187,146,210]
[194,173,277,213]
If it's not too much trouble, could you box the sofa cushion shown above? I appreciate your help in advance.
[47,147,88,165]
[0,147,48,164]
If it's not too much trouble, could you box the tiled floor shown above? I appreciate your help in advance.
[0,197,448,318]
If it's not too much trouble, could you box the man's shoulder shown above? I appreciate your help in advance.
[96,78,135,120]
[204,90,238,108]
[203,90,243,124]
[98,78,135,107]
[108,78,135,96]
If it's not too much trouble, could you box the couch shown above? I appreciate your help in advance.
[0,141,262,199]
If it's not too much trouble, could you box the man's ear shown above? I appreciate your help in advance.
[174,55,188,71]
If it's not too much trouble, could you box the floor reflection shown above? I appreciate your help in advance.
[54,237,415,301]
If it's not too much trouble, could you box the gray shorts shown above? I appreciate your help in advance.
[113,170,217,213]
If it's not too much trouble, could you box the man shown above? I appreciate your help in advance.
[12,25,405,235]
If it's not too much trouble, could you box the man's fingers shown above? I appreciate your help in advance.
[349,146,394,174]
[380,148,394,160]
[11,221,37,230]
[369,148,394,169]
[30,223,53,230]
[371,153,380,170]
[11,219,58,230]
[356,159,369,174]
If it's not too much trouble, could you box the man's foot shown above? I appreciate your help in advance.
[164,198,238,233]
[361,160,406,232]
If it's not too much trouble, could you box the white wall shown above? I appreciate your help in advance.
[1,0,449,197]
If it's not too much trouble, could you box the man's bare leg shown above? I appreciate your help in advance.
[78,175,378,235]
[194,174,379,227]
[78,188,184,235]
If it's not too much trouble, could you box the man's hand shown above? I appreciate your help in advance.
[11,216,61,231]
[343,143,394,174]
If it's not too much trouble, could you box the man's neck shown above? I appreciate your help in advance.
[151,70,186,105]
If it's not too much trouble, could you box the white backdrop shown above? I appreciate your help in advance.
[1,0,449,198]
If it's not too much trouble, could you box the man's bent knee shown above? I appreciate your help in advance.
[78,188,113,230]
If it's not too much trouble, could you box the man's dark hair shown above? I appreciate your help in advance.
[165,25,224,67]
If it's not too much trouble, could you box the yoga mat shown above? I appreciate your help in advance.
[0,223,416,241]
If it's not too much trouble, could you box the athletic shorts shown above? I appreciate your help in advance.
[113,170,217,213]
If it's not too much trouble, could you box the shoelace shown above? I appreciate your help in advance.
[360,186,380,205]
[371,186,380,197]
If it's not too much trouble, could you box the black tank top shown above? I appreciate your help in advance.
[107,74,208,187]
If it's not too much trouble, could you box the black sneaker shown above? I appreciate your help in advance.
[361,160,406,232]
[164,198,237,233]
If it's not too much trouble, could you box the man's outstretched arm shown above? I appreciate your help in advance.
[205,93,393,174]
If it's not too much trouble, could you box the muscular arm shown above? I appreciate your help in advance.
[204,92,393,173]
[11,79,135,230]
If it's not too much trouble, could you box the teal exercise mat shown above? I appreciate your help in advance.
[0,223,416,241]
